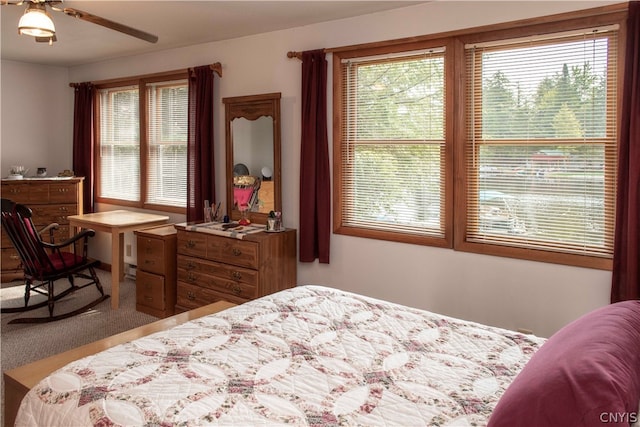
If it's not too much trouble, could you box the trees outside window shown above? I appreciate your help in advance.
[334,9,623,269]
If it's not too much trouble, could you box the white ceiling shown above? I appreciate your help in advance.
[1,1,424,67]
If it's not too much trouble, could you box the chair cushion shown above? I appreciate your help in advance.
[48,251,85,271]
[488,300,640,427]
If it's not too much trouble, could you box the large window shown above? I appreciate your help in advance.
[460,26,618,268]
[334,9,624,268]
[334,44,452,247]
[96,74,188,211]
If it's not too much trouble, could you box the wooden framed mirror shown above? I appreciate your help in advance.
[223,92,281,225]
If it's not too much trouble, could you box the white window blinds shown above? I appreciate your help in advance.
[464,26,618,258]
[98,86,140,202]
[146,80,188,208]
[340,48,447,239]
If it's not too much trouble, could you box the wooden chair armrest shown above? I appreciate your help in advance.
[41,229,96,250]
[38,223,59,236]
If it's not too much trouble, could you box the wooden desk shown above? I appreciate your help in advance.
[3,300,236,427]
[68,210,169,309]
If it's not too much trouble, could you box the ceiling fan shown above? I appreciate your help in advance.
[1,0,158,44]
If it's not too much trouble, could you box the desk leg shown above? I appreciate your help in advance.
[110,231,123,310]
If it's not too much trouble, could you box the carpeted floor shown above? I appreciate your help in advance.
[0,269,159,424]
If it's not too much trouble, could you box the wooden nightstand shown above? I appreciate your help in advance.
[135,224,177,318]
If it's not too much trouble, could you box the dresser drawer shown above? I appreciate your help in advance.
[2,183,33,203]
[137,238,166,275]
[136,270,165,310]
[177,230,207,258]
[206,235,259,269]
[177,267,257,301]
[176,282,226,310]
[49,183,78,204]
[1,247,22,271]
[29,204,76,225]
[177,254,258,286]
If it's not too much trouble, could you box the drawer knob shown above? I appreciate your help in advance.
[231,284,242,295]
[232,248,242,256]
[186,240,196,248]
[187,272,197,282]
[187,291,196,301]
[232,271,242,280]
[186,261,196,270]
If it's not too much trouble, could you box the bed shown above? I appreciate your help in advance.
[13,285,640,427]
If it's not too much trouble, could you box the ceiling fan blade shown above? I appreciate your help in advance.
[62,7,158,43]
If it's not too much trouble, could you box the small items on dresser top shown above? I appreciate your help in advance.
[180,221,267,239]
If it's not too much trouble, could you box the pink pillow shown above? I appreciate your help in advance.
[489,300,640,427]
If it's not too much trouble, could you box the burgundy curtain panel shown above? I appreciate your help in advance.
[187,66,216,222]
[611,1,640,302]
[72,82,95,213]
[299,49,331,263]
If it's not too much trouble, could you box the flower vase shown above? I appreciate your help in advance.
[239,205,251,225]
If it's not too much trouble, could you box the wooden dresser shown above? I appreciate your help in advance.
[173,223,296,311]
[1,177,84,282]
[134,224,177,318]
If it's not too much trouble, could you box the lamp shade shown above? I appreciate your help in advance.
[18,3,55,38]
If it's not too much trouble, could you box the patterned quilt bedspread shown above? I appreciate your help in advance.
[16,285,545,426]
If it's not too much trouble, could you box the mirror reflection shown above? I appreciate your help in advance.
[224,93,281,225]
[232,117,274,214]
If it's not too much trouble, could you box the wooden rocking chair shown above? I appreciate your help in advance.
[1,198,109,324]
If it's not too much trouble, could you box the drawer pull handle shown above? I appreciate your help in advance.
[186,240,196,248]
[232,271,242,280]
[231,284,242,295]
[144,296,154,302]
[145,260,155,265]
[186,261,196,270]
[232,248,242,256]
[187,272,197,282]
[187,291,196,301]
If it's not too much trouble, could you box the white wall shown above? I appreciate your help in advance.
[0,61,73,177]
[2,1,621,337]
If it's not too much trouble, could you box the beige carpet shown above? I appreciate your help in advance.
[1,269,159,424]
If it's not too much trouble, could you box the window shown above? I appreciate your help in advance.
[96,74,188,211]
[461,26,618,268]
[98,85,140,202]
[334,45,452,247]
[333,8,624,269]
[146,81,188,207]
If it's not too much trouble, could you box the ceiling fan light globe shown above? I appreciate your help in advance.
[18,5,56,38]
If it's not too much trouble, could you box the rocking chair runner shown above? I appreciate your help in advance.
[1,198,109,324]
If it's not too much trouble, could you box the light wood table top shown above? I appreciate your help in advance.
[68,210,170,309]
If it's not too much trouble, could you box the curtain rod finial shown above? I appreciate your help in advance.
[287,51,302,60]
